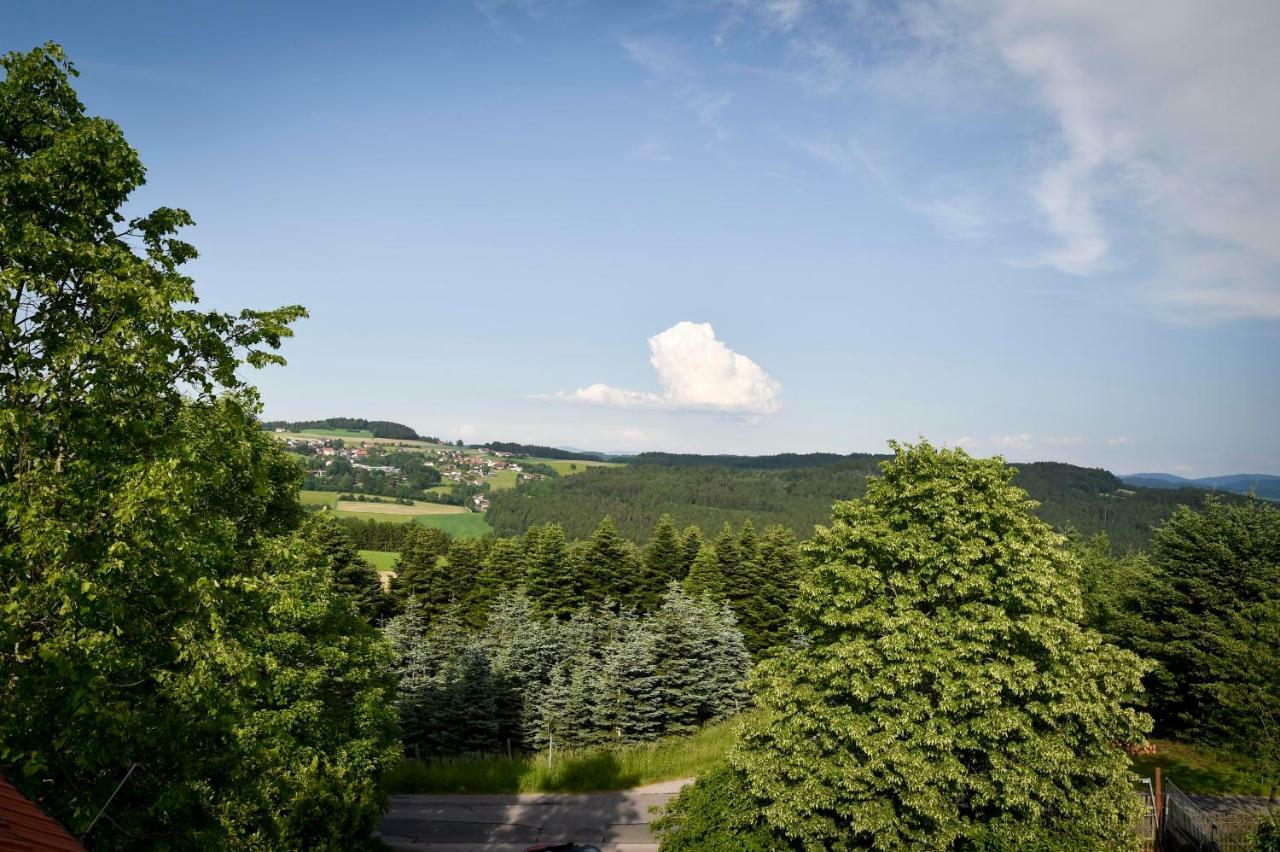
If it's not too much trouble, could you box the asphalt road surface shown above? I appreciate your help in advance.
[378,779,690,852]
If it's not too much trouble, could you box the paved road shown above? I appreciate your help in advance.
[379,779,691,852]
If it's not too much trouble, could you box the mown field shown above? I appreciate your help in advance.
[336,499,468,516]
[526,457,623,476]
[1129,740,1274,797]
[301,490,494,536]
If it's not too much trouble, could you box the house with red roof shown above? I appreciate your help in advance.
[0,776,85,852]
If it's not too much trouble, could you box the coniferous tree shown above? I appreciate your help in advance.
[1144,497,1280,758]
[597,614,665,744]
[309,516,391,621]
[683,543,726,599]
[660,442,1150,850]
[390,525,450,610]
[525,523,576,619]
[651,584,719,734]
[480,591,559,748]
[462,537,521,628]
[680,525,705,575]
[579,515,640,607]
[640,513,685,611]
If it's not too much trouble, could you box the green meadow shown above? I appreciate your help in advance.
[527,457,623,476]
[357,550,399,570]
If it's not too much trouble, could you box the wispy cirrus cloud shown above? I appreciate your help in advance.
[551,321,781,415]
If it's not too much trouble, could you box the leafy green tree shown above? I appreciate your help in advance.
[661,442,1150,850]
[0,44,396,848]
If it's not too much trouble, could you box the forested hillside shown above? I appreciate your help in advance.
[263,416,426,440]
[482,442,605,461]
[487,456,1247,551]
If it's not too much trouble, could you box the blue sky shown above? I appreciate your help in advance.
[7,0,1278,475]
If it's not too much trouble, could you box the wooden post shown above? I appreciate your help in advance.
[1154,767,1163,829]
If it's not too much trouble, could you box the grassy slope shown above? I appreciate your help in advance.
[383,716,743,795]
[1130,740,1274,797]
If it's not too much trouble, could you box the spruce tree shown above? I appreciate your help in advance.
[579,515,640,606]
[664,442,1150,850]
[683,543,726,599]
[390,524,450,609]
[651,583,718,734]
[597,614,665,744]
[640,513,685,611]
[525,523,576,619]
[309,516,390,621]
[680,525,705,576]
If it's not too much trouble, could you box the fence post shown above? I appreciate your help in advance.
[1154,767,1162,830]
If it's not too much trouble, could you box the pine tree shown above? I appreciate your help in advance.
[480,591,559,749]
[640,514,685,611]
[462,537,521,628]
[669,441,1150,850]
[704,600,752,718]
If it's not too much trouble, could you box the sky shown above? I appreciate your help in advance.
[6,0,1279,475]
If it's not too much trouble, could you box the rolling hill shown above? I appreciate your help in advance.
[487,454,1251,552]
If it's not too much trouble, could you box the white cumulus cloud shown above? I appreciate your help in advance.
[555,321,781,415]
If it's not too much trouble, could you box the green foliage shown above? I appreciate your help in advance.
[1252,813,1280,852]
[638,514,685,611]
[652,763,780,852]
[661,442,1150,851]
[0,44,397,847]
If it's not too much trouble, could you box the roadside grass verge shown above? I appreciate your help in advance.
[1130,739,1273,796]
[383,715,747,795]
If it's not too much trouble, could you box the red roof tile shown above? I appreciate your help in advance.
[0,776,85,852]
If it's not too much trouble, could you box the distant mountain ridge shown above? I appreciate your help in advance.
[1121,472,1280,501]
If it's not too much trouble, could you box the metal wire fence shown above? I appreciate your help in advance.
[1159,780,1257,852]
